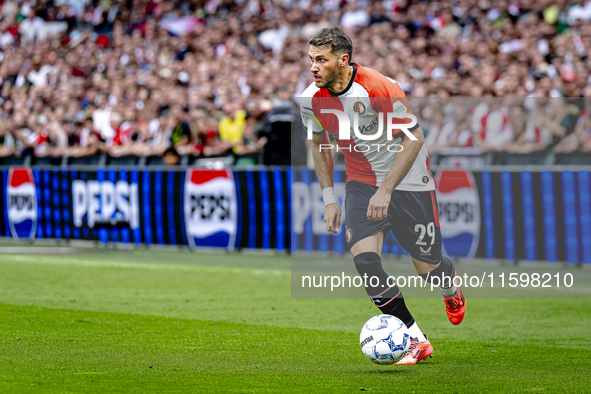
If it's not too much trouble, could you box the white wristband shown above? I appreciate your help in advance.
[322,187,337,206]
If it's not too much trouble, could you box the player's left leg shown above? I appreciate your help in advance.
[389,189,466,325]
[413,256,466,325]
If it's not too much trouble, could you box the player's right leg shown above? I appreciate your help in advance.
[350,235,433,365]
[350,232,414,328]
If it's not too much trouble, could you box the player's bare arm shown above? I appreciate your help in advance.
[366,126,425,221]
[311,132,341,234]
[311,132,333,189]
[307,40,352,235]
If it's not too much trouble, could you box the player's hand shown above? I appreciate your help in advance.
[367,190,390,221]
[324,203,341,234]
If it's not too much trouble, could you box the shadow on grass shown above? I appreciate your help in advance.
[360,367,410,375]
[361,360,438,374]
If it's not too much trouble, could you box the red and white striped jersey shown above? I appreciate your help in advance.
[577,108,591,142]
[471,103,513,147]
[299,63,435,191]
[523,119,543,143]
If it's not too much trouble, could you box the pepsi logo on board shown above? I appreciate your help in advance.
[435,170,480,259]
[184,168,237,250]
[7,168,37,240]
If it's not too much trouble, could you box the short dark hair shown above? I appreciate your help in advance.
[308,26,353,62]
[163,146,180,158]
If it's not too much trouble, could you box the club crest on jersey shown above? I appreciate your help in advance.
[353,101,366,115]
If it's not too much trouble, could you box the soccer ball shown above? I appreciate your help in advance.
[359,314,411,365]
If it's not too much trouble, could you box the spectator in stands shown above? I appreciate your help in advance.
[46,121,68,157]
[27,55,52,88]
[162,146,180,166]
[503,105,548,154]
[65,118,99,158]
[103,111,122,149]
[425,103,473,152]
[19,9,46,43]
[1,0,591,166]
[541,98,582,152]
[193,129,230,158]
[341,2,370,31]
[556,100,591,153]
[577,111,591,152]
[218,103,247,153]
[472,99,514,152]
[423,106,448,153]
[92,99,113,145]
[0,122,14,157]
[169,104,192,151]
[257,88,292,165]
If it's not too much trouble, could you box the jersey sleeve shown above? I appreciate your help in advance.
[299,96,325,136]
[370,78,419,137]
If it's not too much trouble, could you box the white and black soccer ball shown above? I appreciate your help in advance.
[359,314,411,365]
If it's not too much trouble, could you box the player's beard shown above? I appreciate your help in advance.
[318,65,340,90]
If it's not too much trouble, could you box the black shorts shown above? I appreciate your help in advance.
[344,181,442,264]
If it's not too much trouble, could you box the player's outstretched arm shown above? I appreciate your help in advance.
[366,127,425,221]
[311,132,341,234]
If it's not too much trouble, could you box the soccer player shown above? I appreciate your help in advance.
[299,26,466,365]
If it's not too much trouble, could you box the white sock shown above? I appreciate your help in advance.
[441,284,457,298]
[407,322,427,342]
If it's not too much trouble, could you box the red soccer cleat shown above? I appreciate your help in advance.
[444,287,466,325]
[394,336,433,365]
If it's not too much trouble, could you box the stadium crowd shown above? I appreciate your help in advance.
[0,0,591,165]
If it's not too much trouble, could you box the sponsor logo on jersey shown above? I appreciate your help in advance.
[392,100,407,113]
[302,107,323,131]
[358,117,379,134]
[72,179,140,229]
[7,168,37,240]
[435,170,480,259]
[184,169,237,250]
[419,246,432,255]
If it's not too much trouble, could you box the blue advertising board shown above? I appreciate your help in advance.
[0,166,590,264]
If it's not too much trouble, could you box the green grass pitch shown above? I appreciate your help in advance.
[0,248,590,393]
